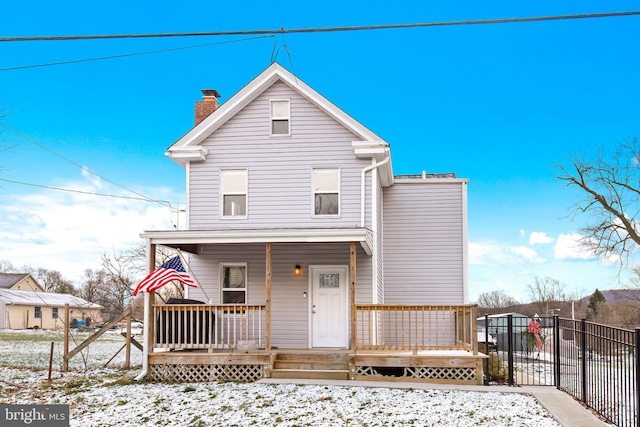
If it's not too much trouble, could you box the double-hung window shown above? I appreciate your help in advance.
[313,168,340,216]
[221,264,247,304]
[270,99,290,136]
[52,307,58,319]
[221,169,247,217]
[34,306,41,319]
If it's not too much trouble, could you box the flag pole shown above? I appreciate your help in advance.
[176,249,211,303]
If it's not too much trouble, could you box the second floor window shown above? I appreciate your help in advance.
[313,168,340,216]
[221,169,247,217]
[270,99,290,136]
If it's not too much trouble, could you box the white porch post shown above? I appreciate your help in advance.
[265,243,272,352]
[144,243,156,378]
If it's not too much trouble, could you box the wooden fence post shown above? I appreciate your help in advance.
[125,310,131,368]
[63,303,69,372]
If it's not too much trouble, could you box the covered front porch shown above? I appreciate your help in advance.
[140,234,483,384]
[144,300,482,384]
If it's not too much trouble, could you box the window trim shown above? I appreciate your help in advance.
[220,262,248,305]
[220,169,248,219]
[34,306,41,319]
[312,167,341,217]
[270,99,291,136]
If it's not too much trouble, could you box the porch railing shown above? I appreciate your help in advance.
[355,304,478,353]
[152,304,266,351]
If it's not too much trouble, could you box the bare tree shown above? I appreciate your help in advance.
[78,268,107,304]
[476,290,518,312]
[558,138,640,265]
[33,268,75,294]
[0,260,15,273]
[528,276,567,314]
[100,251,137,319]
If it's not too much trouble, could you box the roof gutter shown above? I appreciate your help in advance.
[360,148,390,227]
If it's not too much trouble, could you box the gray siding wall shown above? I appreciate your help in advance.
[188,81,373,230]
[185,242,371,348]
[382,181,466,304]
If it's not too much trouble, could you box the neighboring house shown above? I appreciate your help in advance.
[0,273,44,292]
[139,63,481,384]
[0,273,102,330]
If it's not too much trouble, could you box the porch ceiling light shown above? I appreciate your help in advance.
[294,265,301,276]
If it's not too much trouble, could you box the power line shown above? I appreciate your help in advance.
[0,11,638,43]
[0,177,183,207]
[0,121,179,211]
[0,35,274,72]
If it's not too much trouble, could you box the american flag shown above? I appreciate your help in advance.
[133,256,196,296]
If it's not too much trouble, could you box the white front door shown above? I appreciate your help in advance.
[310,266,348,348]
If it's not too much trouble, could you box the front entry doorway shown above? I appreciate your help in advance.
[310,265,348,348]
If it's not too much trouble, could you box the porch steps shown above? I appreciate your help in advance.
[269,351,351,380]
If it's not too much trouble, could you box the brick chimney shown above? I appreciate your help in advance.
[195,89,221,125]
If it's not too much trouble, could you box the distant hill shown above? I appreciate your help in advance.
[478,288,640,320]
[579,289,640,305]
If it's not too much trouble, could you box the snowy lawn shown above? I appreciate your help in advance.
[0,329,562,426]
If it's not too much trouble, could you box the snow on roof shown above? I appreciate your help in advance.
[0,273,29,289]
[0,289,102,309]
[477,312,530,319]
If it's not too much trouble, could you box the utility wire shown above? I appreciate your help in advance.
[0,35,274,72]
[0,11,638,43]
[0,177,182,207]
[0,121,178,211]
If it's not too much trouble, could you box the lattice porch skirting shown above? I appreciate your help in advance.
[150,364,264,383]
[355,365,477,382]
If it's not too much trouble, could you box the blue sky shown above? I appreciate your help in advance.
[0,1,639,302]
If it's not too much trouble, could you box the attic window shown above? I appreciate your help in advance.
[270,99,290,136]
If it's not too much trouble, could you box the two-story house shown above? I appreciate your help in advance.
[138,63,482,384]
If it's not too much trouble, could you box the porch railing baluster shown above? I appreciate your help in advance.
[152,304,266,351]
[353,304,477,352]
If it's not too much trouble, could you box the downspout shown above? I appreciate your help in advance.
[360,149,390,346]
[360,148,390,227]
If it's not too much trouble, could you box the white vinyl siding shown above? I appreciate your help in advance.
[188,82,371,230]
[186,242,372,348]
[383,180,467,304]
[221,169,247,217]
[270,99,290,136]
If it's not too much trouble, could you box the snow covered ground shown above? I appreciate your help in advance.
[0,329,563,426]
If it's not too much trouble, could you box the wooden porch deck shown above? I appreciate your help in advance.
[148,348,485,385]
[145,300,484,384]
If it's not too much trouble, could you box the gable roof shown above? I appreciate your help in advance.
[166,63,392,171]
[0,289,102,309]
[0,273,25,289]
[0,273,32,289]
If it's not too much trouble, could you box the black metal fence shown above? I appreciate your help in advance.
[556,318,638,427]
[480,314,640,427]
